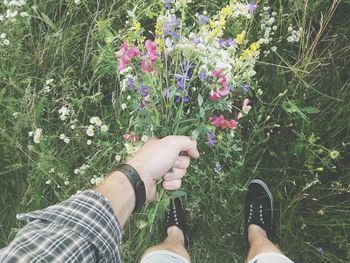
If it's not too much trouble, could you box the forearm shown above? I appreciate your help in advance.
[95,171,136,227]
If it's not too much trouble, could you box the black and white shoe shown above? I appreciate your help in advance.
[244,179,274,240]
[164,197,190,250]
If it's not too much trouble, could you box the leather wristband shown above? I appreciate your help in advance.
[114,164,146,212]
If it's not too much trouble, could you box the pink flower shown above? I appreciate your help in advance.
[141,60,153,73]
[242,98,251,114]
[145,40,158,63]
[210,115,238,129]
[117,42,141,71]
[123,132,139,142]
[209,90,221,101]
[237,98,252,120]
[141,40,158,73]
[209,69,230,101]
[212,69,223,78]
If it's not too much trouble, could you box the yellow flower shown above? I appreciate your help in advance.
[131,21,141,31]
[250,41,260,52]
[235,32,245,45]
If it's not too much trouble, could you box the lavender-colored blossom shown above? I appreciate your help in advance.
[199,70,208,81]
[175,74,187,90]
[191,36,201,45]
[317,247,324,256]
[198,14,209,25]
[163,88,170,98]
[213,162,222,173]
[218,38,229,48]
[206,132,217,146]
[175,95,190,103]
[227,38,236,46]
[127,77,135,90]
[241,83,250,94]
[248,2,258,13]
[161,0,174,10]
[139,85,149,97]
[163,14,180,39]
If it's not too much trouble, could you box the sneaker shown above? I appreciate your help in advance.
[244,179,274,240]
[164,197,189,250]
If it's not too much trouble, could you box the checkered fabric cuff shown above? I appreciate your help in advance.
[17,190,122,262]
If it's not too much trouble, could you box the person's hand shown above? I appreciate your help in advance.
[126,136,199,202]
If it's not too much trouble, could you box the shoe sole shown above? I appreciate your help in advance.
[248,179,274,235]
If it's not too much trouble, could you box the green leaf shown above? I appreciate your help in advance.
[198,94,203,107]
[41,13,57,31]
[302,107,320,114]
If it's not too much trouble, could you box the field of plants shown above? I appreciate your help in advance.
[0,0,349,262]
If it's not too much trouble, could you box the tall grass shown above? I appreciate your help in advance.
[0,0,349,262]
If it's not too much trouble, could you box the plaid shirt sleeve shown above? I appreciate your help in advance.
[0,190,122,263]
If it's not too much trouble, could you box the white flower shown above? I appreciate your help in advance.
[74,0,81,4]
[86,125,95,137]
[0,33,6,39]
[87,140,92,145]
[45,179,51,185]
[90,178,96,184]
[90,116,102,126]
[127,95,131,100]
[28,131,33,137]
[141,135,149,142]
[58,106,70,121]
[59,133,66,140]
[49,168,55,173]
[115,155,121,162]
[70,124,75,130]
[271,46,277,52]
[121,103,127,110]
[20,12,29,17]
[3,39,10,46]
[45,79,54,85]
[100,125,108,132]
[74,169,79,174]
[33,128,42,144]
[63,137,70,144]
[64,180,69,185]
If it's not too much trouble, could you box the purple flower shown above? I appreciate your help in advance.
[175,95,190,103]
[198,14,209,25]
[206,132,216,146]
[191,36,201,45]
[213,162,222,173]
[199,70,208,81]
[139,85,149,97]
[218,38,229,48]
[248,2,257,13]
[163,88,170,98]
[317,247,324,256]
[227,38,236,46]
[161,0,174,10]
[175,74,187,90]
[241,83,250,94]
[163,14,180,39]
[127,77,135,90]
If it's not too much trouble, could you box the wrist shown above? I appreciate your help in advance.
[126,159,155,202]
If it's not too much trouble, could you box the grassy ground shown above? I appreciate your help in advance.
[1,0,349,262]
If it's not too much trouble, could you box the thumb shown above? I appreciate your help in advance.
[171,136,200,159]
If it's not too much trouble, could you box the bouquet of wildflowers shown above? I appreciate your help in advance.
[115,0,290,153]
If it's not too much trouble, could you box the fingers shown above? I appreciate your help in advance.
[163,179,182,190]
[163,168,187,181]
[164,136,200,159]
[173,156,191,169]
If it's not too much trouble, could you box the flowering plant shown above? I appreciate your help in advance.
[116,0,282,150]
